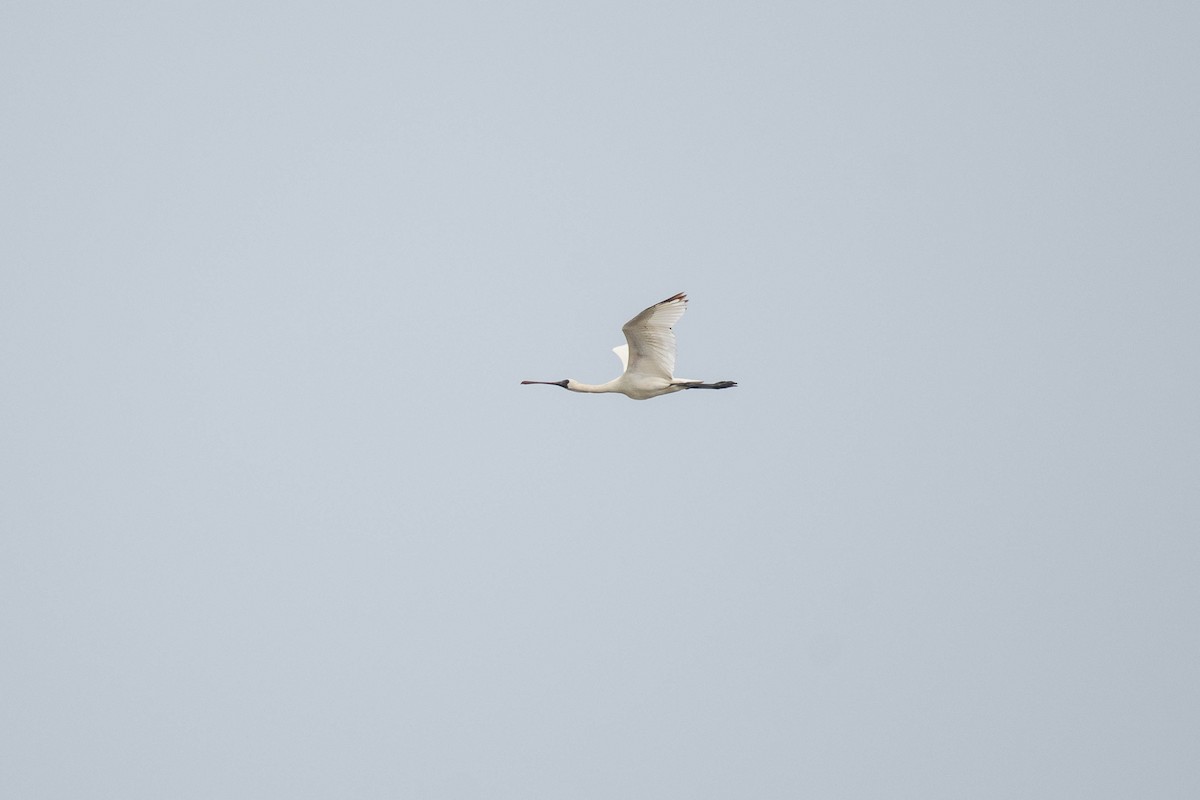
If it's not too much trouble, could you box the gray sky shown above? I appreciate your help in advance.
[3,2,1198,798]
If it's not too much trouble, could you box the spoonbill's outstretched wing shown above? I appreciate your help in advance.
[612,344,630,371]
[620,292,688,381]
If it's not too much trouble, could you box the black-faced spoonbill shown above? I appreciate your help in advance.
[521,292,737,400]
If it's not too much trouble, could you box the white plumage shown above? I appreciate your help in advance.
[521,292,737,400]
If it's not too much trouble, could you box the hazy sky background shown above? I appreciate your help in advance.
[3,2,1198,798]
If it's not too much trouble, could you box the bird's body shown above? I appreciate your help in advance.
[522,292,737,400]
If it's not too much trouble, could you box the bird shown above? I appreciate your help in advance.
[521,292,737,400]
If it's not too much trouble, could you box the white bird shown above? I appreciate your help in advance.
[522,292,737,400]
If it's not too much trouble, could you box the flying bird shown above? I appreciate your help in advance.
[522,292,737,400]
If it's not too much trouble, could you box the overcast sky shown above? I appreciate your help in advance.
[3,2,1198,798]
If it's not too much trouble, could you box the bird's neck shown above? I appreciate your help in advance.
[566,379,618,394]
